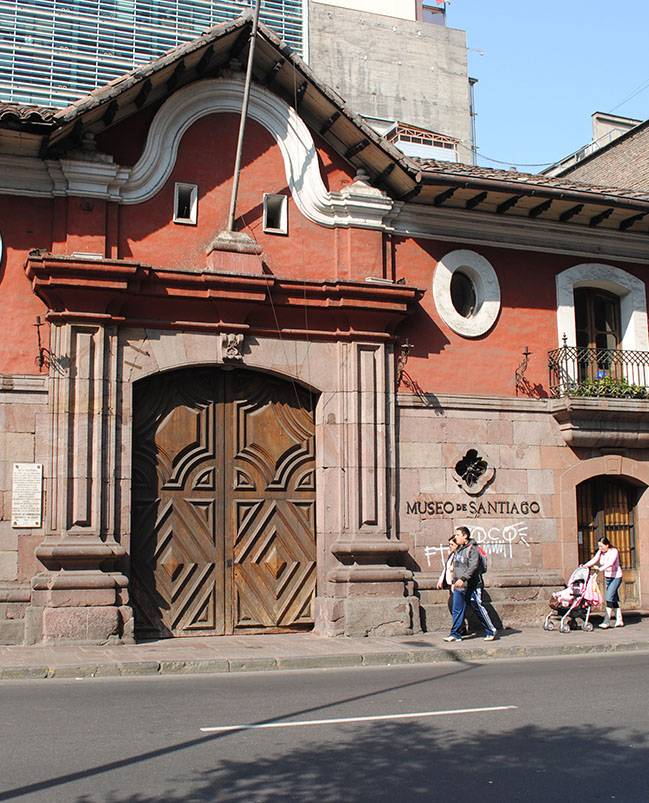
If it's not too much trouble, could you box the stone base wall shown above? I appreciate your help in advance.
[0,584,31,644]
[5,373,649,644]
[417,580,562,633]
[397,392,649,627]
[315,594,421,638]
[0,376,49,645]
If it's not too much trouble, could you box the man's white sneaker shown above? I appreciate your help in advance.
[443,635,462,642]
[484,633,497,641]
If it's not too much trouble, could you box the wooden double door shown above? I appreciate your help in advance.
[130,367,317,638]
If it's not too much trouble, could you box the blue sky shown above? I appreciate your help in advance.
[446,0,649,171]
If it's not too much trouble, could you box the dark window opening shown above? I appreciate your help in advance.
[574,287,621,380]
[451,270,476,318]
[173,183,197,224]
[263,194,287,234]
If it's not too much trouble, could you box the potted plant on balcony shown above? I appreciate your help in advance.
[571,374,649,399]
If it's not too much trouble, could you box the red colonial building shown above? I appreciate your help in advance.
[1,18,649,644]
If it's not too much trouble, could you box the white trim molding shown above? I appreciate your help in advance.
[121,77,394,228]
[0,79,394,230]
[556,263,649,351]
[1,79,648,261]
[433,249,501,338]
[385,203,649,264]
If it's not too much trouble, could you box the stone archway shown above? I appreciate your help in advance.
[559,455,649,610]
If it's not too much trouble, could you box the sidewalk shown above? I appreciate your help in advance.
[2,616,649,680]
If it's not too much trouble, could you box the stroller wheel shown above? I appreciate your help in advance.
[583,621,594,632]
[545,621,554,631]
[559,623,571,633]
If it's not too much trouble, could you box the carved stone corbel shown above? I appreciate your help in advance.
[220,332,244,362]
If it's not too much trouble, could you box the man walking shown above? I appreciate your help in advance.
[443,526,497,643]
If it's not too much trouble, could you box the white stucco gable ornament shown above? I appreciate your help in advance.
[452,448,496,495]
[119,78,395,229]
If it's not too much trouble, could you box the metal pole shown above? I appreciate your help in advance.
[469,77,478,166]
[227,0,263,232]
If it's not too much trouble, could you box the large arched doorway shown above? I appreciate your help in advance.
[577,477,639,608]
[130,367,317,638]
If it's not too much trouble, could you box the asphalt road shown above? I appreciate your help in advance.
[2,651,649,802]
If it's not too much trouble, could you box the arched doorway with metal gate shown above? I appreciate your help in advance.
[577,476,640,608]
[130,365,317,638]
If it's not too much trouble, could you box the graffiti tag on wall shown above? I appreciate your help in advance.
[423,521,531,568]
[471,521,530,559]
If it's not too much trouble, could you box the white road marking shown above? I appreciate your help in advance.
[200,705,517,732]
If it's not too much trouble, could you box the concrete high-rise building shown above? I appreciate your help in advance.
[309,0,472,162]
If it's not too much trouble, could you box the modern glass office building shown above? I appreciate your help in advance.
[0,1,305,107]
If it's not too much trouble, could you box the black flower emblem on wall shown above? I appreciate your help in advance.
[452,449,495,495]
[455,449,487,486]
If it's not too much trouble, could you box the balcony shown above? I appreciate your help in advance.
[548,345,649,448]
[548,344,649,398]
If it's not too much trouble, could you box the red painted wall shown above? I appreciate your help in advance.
[391,237,649,398]
[0,195,53,374]
[117,113,368,281]
[2,87,647,400]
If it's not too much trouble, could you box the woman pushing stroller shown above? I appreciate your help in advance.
[583,537,624,629]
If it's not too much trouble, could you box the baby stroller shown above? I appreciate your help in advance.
[543,566,602,633]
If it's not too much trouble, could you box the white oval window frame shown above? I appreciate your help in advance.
[433,249,501,338]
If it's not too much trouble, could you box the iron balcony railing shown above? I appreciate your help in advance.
[548,345,649,399]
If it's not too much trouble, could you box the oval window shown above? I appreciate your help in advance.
[433,249,500,338]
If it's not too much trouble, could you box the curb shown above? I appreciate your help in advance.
[2,639,649,680]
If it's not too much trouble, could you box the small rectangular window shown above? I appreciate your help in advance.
[263,193,288,235]
[174,182,197,225]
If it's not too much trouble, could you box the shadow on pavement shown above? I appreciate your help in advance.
[71,719,649,802]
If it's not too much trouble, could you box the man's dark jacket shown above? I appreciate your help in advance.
[452,538,482,586]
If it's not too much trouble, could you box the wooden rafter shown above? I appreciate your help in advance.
[466,191,488,210]
[589,207,614,227]
[295,80,307,106]
[373,162,396,189]
[344,139,370,160]
[134,79,152,109]
[496,194,524,214]
[320,112,340,135]
[559,204,583,223]
[196,46,214,74]
[166,61,185,92]
[433,187,457,206]
[620,212,647,231]
[264,59,284,87]
[399,186,422,203]
[102,100,118,127]
[529,198,553,218]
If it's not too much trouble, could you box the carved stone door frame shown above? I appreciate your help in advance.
[27,324,418,643]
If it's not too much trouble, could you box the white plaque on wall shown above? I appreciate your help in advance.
[12,463,43,528]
